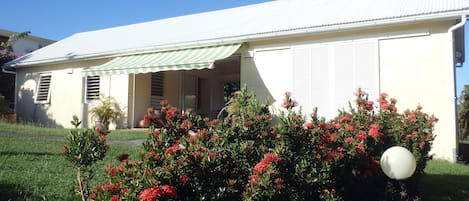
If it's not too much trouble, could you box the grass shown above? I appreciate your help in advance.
[0,121,148,141]
[421,160,469,201]
[0,121,146,200]
[1,121,469,200]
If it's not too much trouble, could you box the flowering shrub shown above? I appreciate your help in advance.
[63,115,109,201]
[91,87,436,201]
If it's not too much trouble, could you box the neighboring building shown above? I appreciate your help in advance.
[0,29,54,54]
[0,29,55,112]
[2,0,468,162]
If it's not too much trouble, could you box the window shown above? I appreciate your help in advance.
[35,74,52,104]
[86,76,100,101]
[150,72,165,108]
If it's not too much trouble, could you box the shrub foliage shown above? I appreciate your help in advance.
[91,87,437,201]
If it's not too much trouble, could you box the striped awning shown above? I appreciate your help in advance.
[82,43,241,76]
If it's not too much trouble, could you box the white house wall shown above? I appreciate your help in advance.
[16,62,95,128]
[242,20,458,162]
[379,22,457,162]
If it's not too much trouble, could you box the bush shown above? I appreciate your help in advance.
[90,87,436,201]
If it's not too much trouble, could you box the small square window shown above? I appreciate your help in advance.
[35,74,51,104]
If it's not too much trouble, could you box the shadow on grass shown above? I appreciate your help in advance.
[0,183,41,201]
[421,174,469,201]
[0,151,60,156]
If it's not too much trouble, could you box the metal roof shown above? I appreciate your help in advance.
[6,0,469,68]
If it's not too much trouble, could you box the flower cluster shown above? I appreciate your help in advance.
[139,185,177,201]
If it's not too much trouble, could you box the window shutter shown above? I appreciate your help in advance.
[35,74,52,104]
[151,72,165,108]
[86,76,100,101]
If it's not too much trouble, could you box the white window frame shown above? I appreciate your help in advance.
[35,73,52,104]
[85,75,100,103]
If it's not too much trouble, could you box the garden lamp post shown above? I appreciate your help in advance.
[380,146,416,200]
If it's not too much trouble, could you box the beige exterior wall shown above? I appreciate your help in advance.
[242,20,459,161]
[15,59,108,128]
[379,22,457,162]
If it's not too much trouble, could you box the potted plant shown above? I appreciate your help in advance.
[89,96,122,131]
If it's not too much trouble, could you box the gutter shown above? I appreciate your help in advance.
[2,67,16,75]
[447,14,466,163]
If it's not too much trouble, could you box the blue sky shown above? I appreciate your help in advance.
[2,0,468,97]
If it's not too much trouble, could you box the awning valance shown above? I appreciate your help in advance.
[82,43,241,76]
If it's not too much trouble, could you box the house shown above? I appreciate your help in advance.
[3,0,469,162]
[0,29,54,54]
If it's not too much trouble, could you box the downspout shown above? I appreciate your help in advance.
[448,14,466,162]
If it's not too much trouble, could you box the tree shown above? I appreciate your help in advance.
[0,31,31,52]
[458,85,469,140]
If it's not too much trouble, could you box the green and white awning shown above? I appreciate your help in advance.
[82,43,241,76]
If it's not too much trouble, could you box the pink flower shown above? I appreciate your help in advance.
[110,195,119,201]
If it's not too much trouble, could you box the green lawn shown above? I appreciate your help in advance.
[0,122,469,200]
[0,122,145,200]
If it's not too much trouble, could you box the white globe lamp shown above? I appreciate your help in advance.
[380,146,416,180]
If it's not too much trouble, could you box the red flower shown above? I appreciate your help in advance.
[208,152,216,160]
[408,113,417,122]
[303,122,313,130]
[368,124,380,138]
[165,144,181,154]
[248,175,259,185]
[244,120,253,127]
[333,123,341,129]
[210,119,217,127]
[356,143,365,153]
[339,115,351,123]
[110,195,119,201]
[264,153,281,163]
[253,161,269,174]
[153,129,160,137]
[139,186,162,201]
[160,185,177,199]
[179,175,189,184]
[355,131,367,141]
[109,166,118,176]
[99,135,106,142]
[165,107,178,120]
[345,124,355,132]
[344,137,354,144]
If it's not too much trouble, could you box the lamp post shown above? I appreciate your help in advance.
[380,146,416,200]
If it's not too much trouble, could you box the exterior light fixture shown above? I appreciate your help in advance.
[380,146,416,180]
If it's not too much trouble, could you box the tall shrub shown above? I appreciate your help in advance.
[91,88,436,201]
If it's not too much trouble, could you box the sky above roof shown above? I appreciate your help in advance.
[2,0,272,41]
[1,0,468,96]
